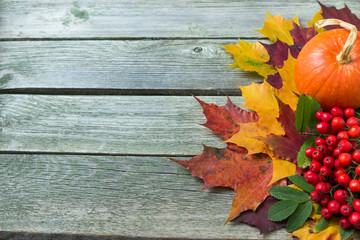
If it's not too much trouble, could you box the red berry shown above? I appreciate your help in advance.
[340,217,352,229]
[349,180,360,192]
[334,189,348,203]
[316,111,324,121]
[338,153,352,167]
[346,117,359,127]
[328,200,341,214]
[317,144,329,155]
[356,165,360,176]
[321,112,334,123]
[323,156,335,168]
[321,208,333,219]
[349,212,360,228]
[304,170,320,186]
[305,147,316,158]
[316,182,330,194]
[337,131,350,141]
[326,135,337,147]
[315,138,326,146]
[353,150,360,163]
[354,199,360,212]
[349,126,360,138]
[320,195,331,207]
[334,168,346,177]
[333,148,342,158]
[310,190,321,202]
[320,166,331,177]
[317,122,331,134]
[338,140,353,153]
[340,204,353,216]
[312,150,324,162]
[344,107,355,118]
[329,173,337,185]
[337,173,351,187]
[331,106,344,117]
[332,117,346,129]
[351,141,358,149]
[310,161,322,173]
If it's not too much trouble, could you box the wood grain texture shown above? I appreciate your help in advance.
[0,154,292,239]
[0,95,245,155]
[0,40,258,93]
[1,0,359,39]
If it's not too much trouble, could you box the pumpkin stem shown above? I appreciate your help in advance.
[316,18,357,64]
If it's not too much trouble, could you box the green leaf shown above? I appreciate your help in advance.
[268,200,298,221]
[295,94,310,133]
[316,205,323,214]
[340,227,355,240]
[288,175,315,193]
[269,186,310,202]
[314,217,329,233]
[297,136,316,168]
[308,96,322,133]
[286,201,313,232]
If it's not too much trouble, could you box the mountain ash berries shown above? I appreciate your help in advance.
[304,106,360,229]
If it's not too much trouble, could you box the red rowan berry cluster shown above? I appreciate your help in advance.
[304,106,360,229]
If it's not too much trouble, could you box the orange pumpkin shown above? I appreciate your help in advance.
[295,19,360,110]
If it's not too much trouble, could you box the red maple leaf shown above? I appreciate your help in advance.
[319,2,360,30]
[257,100,306,162]
[290,22,318,49]
[194,96,258,140]
[171,144,274,222]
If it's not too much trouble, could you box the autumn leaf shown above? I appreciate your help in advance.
[257,100,306,162]
[232,196,286,234]
[194,96,258,140]
[223,40,277,78]
[292,217,342,240]
[307,9,324,33]
[268,158,296,186]
[266,72,282,89]
[290,22,318,49]
[256,11,299,45]
[319,2,360,30]
[261,40,289,68]
[171,145,274,222]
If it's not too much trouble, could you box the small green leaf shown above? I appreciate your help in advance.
[340,226,354,240]
[288,175,315,193]
[269,186,310,202]
[297,136,316,168]
[268,200,298,221]
[314,217,329,233]
[286,201,313,232]
[295,94,310,133]
[316,205,323,214]
[308,96,322,133]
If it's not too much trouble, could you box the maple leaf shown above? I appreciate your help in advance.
[292,217,341,240]
[256,11,299,45]
[222,40,277,78]
[257,100,306,162]
[290,22,318,49]
[319,2,360,30]
[232,196,286,234]
[194,96,258,141]
[307,9,324,33]
[261,39,289,68]
[268,158,296,186]
[171,145,274,222]
[266,72,282,89]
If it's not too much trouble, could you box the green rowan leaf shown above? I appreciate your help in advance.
[288,175,315,193]
[286,201,312,232]
[268,200,298,222]
[297,136,316,168]
[269,186,310,202]
[314,217,329,233]
[340,226,354,240]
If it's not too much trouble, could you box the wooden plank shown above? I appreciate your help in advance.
[1,0,359,39]
[0,154,292,239]
[0,95,246,155]
[0,40,257,93]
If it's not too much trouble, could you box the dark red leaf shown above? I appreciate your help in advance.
[290,22,318,49]
[266,72,283,89]
[232,196,286,234]
[194,96,258,140]
[171,145,273,221]
[261,40,289,68]
[256,99,306,162]
[319,2,360,30]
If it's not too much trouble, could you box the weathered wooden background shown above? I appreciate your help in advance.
[1,1,359,239]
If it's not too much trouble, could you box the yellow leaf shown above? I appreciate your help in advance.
[274,52,299,110]
[256,11,299,45]
[309,202,321,221]
[267,158,296,186]
[292,218,342,240]
[223,40,277,77]
[307,9,324,33]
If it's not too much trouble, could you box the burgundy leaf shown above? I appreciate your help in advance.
[261,40,289,68]
[194,96,258,140]
[320,2,360,30]
[232,196,286,234]
[290,22,318,49]
[266,72,283,89]
[289,45,300,58]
